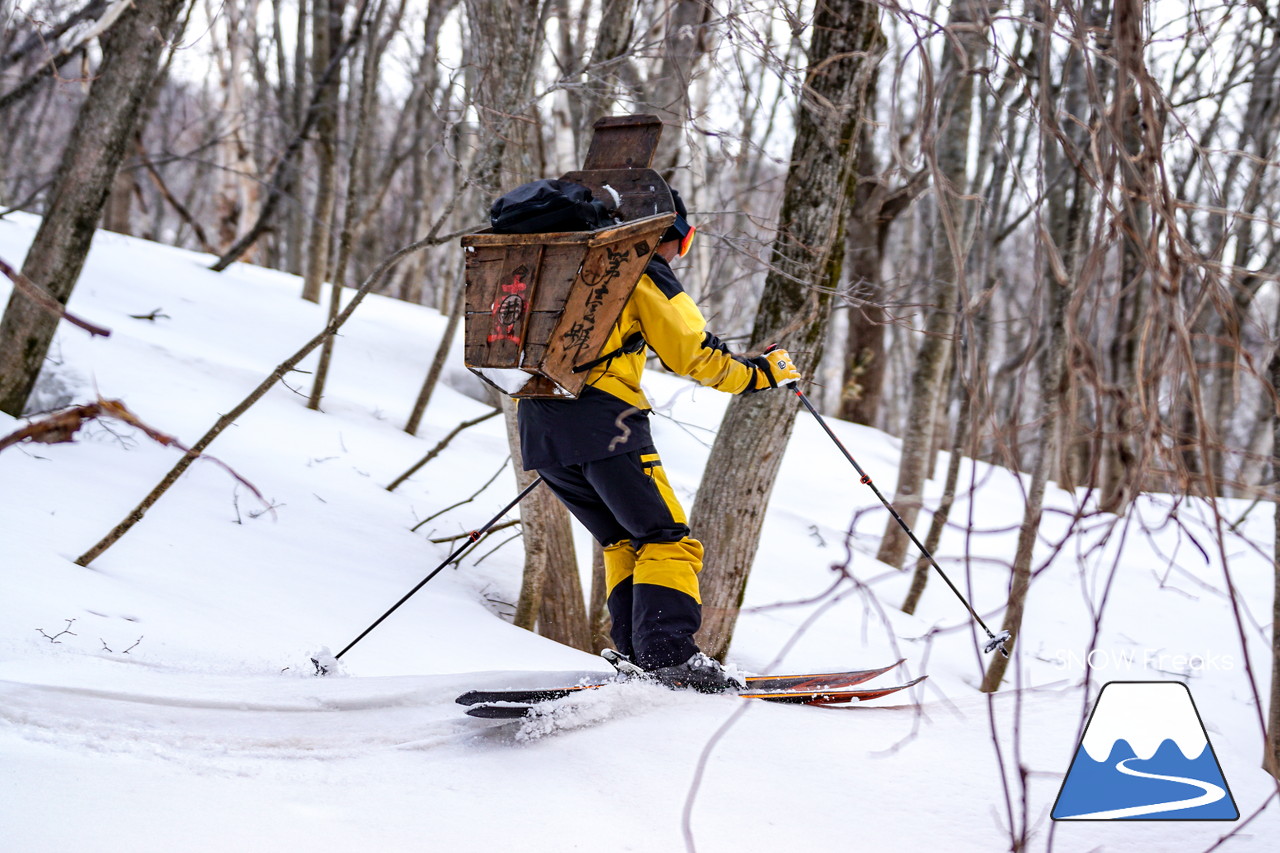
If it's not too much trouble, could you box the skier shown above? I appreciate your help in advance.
[517,185,801,692]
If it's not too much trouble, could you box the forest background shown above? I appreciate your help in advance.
[3,0,1280,781]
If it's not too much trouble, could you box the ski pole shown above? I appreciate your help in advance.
[791,386,1010,657]
[316,477,544,672]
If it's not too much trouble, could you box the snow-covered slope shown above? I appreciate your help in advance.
[1,213,1275,851]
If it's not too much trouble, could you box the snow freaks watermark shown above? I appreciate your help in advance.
[1047,648,1235,674]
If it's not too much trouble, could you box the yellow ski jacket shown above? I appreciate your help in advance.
[518,255,760,469]
[583,256,757,408]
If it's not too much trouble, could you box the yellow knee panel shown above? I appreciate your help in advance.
[603,540,637,597]
[634,537,704,604]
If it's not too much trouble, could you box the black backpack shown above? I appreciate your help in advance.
[489,179,618,234]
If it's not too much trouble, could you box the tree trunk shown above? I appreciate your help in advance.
[284,0,310,276]
[902,382,970,615]
[1098,1,1153,514]
[536,512,591,650]
[644,0,711,178]
[579,0,640,159]
[875,0,997,570]
[101,161,137,235]
[587,541,612,652]
[309,0,389,412]
[0,0,186,416]
[840,126,888,426]
[840,113,927,426]
[1204,30,1280,495]
[463,0,548,196]
[405,266,465,434]
[464,0,588,648]
[981,0,1095,691]
[394,0,458,304]
[212,0,262,261]
[1269,312,1280,779]
[501,396,589,649]
[980,264,1069,692]
[301,0,346,304]
[692,0,884,660]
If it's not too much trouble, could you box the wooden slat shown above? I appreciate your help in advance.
[529,244,583,313]
[583,114,663,170]
[464,217,672,397]
[520,312,560,367]
[538,220,669,392]
[463,242,543,367]
[586,213,675,246]
[462,229,593,248]
[462,246,505,314]
[461,213,668,248]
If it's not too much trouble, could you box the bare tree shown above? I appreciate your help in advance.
[693,0,884,659]
[579,0,640,153]
[462,0,590,649]
[839,107,927,426]
[209,0,263,259]
[281,0,312,276]
[395,0,463,304]
[308,0,396,412]
[301,0,347,303]
[501,395,590,650]
[1270,308,1280,779]
[642,0,713,178]
[74,232,446,567]
[0,0,187,416]
[0,0,117,115]
[209,1,369,273]
[875,0,1000,571]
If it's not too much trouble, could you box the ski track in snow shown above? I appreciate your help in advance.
[0,663,689,766]
[0,674,482,765]
[1056,756,1227,819]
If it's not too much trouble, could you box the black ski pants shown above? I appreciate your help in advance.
[535,446,703,670]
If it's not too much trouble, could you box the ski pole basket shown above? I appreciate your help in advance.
[461,115,676,399]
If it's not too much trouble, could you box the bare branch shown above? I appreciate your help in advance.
[0,256,111,337]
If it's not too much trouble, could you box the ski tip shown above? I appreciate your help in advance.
[741,673,928,705]
[868,674,926,693]
[600,648,644,676]
[464,702,533,720]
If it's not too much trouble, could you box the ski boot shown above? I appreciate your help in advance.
[646,652,745,694]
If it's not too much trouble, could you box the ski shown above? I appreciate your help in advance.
[455,659,906,708]
[745,659,906,693]
[456,682,604,706]
[740,675,927,705]
[462,676,927,719]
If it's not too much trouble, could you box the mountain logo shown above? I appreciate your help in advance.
[1052,681,1238,821]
